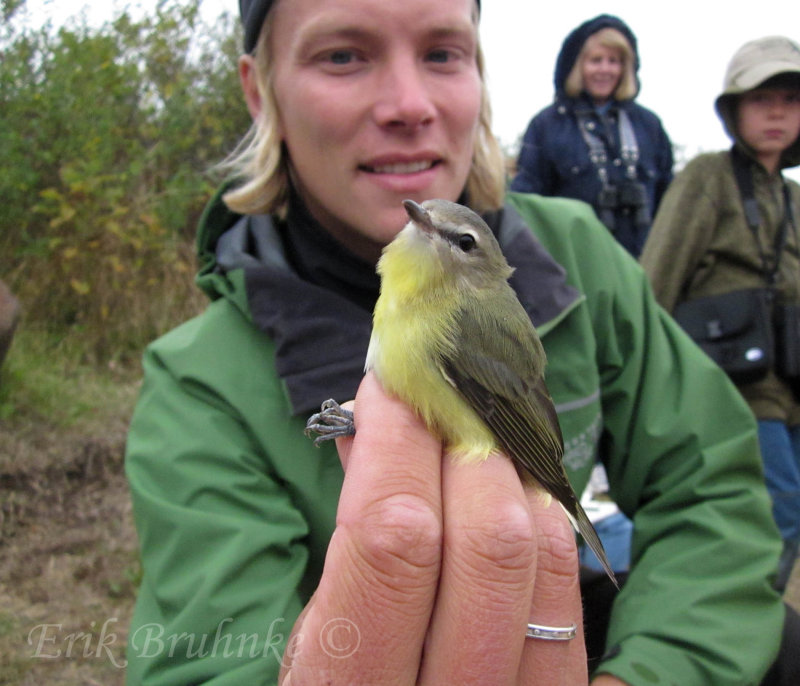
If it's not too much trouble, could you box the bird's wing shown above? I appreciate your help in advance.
[441,341,572,507]
[442,296,617,586]
[441,295,569,498]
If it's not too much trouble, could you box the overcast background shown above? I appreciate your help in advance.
[481,1,799,179]
[21,0,800,181]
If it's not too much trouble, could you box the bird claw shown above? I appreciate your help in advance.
[304,399,355,446]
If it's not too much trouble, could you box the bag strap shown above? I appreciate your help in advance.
[617,109,639,181]
[576,109,611,188]
[731,148,762,232]
[785,182,797,246]
[730,147,793,286]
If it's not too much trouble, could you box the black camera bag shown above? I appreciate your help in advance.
[675,288,775,384]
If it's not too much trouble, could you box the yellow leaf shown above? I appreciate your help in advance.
[62,247,78,260]
[50,205,77,228]
[69,180,91,195]
[39,187,63,202]
[108,255,126,273]
[70,279,91,295]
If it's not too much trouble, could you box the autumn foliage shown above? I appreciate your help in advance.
[1,0,251,361]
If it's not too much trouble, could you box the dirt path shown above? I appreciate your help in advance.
[0,425,138,685]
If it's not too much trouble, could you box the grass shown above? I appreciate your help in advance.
[0,324,140,428]
[0,321,142,686]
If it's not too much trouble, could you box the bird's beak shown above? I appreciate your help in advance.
[403,199,435,235]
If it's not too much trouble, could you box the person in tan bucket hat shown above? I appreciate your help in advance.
[642,35,800,595]
[715,36,800,169]
[642,37,800,685]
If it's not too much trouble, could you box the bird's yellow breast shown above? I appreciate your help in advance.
[366,230,498,462]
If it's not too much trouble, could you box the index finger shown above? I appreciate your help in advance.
[283,372,444,683]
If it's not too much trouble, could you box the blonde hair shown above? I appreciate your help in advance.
[222,7,506,218]
[564,28,637,101]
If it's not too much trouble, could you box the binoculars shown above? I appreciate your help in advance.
[596,181,651,232]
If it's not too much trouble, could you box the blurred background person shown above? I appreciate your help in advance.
[641,35,800,594]
[510,14,673,258]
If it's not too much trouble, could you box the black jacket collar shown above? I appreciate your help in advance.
[215,203,580,415]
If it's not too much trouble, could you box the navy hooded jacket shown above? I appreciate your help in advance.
[510,14,673,257]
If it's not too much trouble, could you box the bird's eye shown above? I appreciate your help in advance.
[458,233,477,252]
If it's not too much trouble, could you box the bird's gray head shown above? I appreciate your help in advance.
[401,199,514,288]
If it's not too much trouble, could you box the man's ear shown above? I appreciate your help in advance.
[239,55,263,122]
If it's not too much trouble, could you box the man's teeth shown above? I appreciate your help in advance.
[371,161,433,174]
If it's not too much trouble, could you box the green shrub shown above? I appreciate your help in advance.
[1,0,250,362]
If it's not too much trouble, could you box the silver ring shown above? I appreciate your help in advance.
[525,622,577,641]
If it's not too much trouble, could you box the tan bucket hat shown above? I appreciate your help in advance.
[720,36,800,95]
[715,36,800,168]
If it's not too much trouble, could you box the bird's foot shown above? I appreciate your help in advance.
[304,399,355,446]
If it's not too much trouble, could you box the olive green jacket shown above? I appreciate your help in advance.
[641,151,800,423]
[125,191,783,686]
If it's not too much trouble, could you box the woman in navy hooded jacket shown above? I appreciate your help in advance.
[510,14,674,257]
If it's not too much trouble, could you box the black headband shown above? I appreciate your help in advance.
[239,0,481,54]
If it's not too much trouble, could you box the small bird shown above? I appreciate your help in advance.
[307,198,616,586]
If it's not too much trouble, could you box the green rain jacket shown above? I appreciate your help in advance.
[125,190,784,686]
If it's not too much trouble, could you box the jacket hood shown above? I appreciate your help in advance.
[714,36,800,169]
[195,181,247,302]
[554,14,640,100]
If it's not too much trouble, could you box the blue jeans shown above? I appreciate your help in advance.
[757,420,800,543]
[579,512,633,573]
[757,420,800,589]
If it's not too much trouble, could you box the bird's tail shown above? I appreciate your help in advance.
[564,503,619,589]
